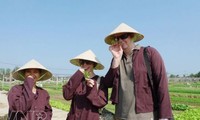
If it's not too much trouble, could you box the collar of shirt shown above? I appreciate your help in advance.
[132,44,141,51]
[122,45,141,59]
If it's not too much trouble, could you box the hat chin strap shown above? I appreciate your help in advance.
[19,73,25,79]
[18,72,48,81]
[38,72,47,81]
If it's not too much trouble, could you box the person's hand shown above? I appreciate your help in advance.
[109,44,123,59]
[109,44,123,68]
[85,78,95,88]
[25,75,37,94]
[26,75,38,83]
[27,75,36,80]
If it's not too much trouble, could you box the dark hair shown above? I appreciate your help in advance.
[128,33,134,38]
[93,62,97,68]
[79,59,97,68]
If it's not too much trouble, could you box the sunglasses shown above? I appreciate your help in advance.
[79,60,93,65]
[115,33,130,41]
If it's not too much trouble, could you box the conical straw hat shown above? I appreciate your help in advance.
[70,50,104,70]
[105,23,144,45]
[12,59,52,81]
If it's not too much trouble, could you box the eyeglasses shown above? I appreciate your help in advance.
[115,33,130,41]
[79,60,93,65]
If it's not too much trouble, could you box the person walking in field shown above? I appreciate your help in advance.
[62,50,108,120]
[7,59,53,120]
[103,23,173,120]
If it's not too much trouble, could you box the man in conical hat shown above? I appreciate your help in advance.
[104,23,173,120]
[7,59,53,120]
[63,50,108,120]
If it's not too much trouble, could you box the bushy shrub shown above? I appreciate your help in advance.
[172,103,189,111]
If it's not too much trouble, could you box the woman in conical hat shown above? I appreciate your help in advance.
[103,23,173,119]
[63,50,108,120]
[7,59,53,120]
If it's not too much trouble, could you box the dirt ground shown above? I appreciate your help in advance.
[0,90,68,120]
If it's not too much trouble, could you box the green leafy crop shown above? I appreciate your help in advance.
[84,71,90,79]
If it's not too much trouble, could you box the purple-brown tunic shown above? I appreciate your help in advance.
[7,77,52,120]
[62,70,108,120]
[104,46,173,119]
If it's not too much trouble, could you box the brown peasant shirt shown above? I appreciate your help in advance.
[7,78,52,120]
[62,70,108,120]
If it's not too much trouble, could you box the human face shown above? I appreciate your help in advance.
[114,33,130,41]
[79,60,95,71]
[114,33,132,50]
[24,69,41,82]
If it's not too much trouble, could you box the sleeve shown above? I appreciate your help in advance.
[104,60,119,88]
[104,64,120,104]
[148,47,173,118]
[62,70,84,100]
[44,92,53,119]
[8,77,35,112]
[86,77,108,108]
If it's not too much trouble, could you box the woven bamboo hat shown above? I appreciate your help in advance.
[105,23,144,45]
[70,50,104,70]
[12,59,52,81]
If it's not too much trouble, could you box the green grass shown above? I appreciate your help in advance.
[39,80,200,118]
[171,96,200,106]
[46,83,115,112]
[2,80,200,116]
[50,99,70,111]
[169,87,200,94]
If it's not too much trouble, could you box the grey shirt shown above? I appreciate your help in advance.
[115,46,154,120]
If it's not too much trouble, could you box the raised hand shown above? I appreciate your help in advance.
[109,44,123,68]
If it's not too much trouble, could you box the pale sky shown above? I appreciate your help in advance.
[0,0,200,76]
